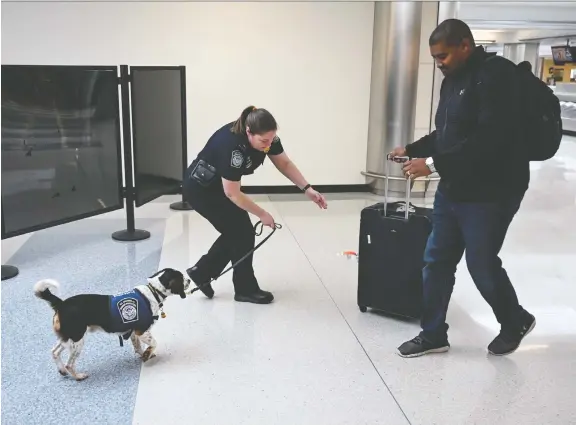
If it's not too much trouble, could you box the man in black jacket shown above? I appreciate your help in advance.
[390,19,535,358]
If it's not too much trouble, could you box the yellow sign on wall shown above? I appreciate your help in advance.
[542,58,576,84]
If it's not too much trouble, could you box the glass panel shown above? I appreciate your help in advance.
[131,68,184,207]
[1,65,123,237]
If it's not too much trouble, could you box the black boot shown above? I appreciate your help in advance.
[186,266,215,299]
[234,289,274,304]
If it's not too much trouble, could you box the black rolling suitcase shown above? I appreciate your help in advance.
[357,156,433,319]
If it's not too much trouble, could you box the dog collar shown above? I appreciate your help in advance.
[146,284,168,319]
[147,283,167,301]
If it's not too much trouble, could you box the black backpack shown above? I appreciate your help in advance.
[485,56,563,161]
[515,60,563,161]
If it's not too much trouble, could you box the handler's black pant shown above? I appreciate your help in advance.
[183,178,259,295]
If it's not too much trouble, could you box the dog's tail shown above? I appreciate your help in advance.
[34,279,63,311]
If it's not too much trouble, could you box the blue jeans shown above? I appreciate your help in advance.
[420,189,526,343]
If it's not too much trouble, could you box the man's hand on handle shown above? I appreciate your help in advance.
[388,146,432,180]
[402,159,432,180]
[388,147,407,158]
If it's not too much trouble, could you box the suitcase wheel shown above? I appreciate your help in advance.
[359,305,367,313]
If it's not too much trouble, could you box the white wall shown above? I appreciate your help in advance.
[2,2,375,186]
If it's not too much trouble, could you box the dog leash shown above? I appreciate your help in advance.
[187,220,282,295]
[146,284,168,319]
[117,222,281,347]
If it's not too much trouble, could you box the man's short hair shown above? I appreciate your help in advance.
[429,19,476,47]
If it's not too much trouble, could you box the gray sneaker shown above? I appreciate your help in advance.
[397,336,450,358]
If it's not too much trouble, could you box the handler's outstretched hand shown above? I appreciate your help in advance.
[306,188,328,209]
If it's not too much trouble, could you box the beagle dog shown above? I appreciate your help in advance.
[34,268,191,381]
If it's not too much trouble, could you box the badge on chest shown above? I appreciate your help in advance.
[242,153,265,175]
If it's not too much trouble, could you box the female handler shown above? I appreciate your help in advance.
[184,106,328,304]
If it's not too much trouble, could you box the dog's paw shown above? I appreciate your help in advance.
[74,373,88,381]
[58,368,68,376]
[141,347,155,362]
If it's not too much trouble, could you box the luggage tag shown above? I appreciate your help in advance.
[394,203,416,214]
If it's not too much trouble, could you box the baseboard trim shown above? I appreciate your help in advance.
[563,130,576,137]
[174,184,372,195]
[241,184,371,194]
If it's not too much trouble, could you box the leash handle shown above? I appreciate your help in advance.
[188,220,282,295]
[254,220,282,236]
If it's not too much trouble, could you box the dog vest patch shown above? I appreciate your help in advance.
[109,289,154,333]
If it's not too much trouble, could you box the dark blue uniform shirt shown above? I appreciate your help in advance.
[194,122,284,190]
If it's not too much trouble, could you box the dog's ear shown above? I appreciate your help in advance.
[149,268,168,281]
[169,274,187,299]
[153,269,172,290]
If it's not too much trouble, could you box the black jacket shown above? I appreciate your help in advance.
[406,46,530,202]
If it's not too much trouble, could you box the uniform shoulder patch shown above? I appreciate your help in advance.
[272,136,280,144]
[231,149,244,168]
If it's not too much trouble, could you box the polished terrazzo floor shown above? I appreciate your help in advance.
[2,136,575,425]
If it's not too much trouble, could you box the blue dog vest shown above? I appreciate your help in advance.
[109,289,155,334]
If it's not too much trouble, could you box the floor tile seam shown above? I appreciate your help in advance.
[270,200,412,425]
[130,217,169,425]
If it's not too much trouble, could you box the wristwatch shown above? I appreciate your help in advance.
[302,184,311,192]
[425,157,436,174]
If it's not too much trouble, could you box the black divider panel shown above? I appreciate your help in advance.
[1,65,123,239]
[130,66,187,207]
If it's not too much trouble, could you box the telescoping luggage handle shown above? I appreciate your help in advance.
[383,153,412,220]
